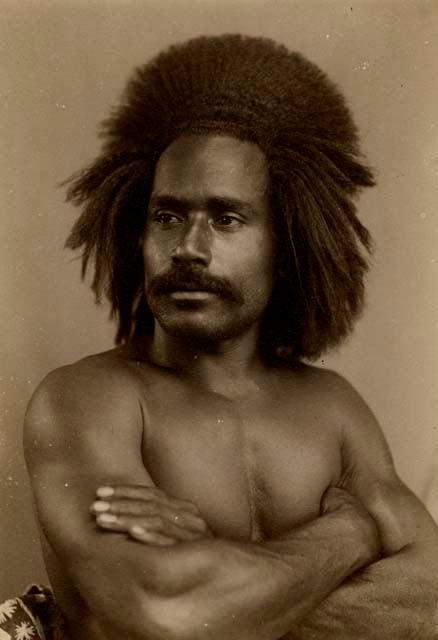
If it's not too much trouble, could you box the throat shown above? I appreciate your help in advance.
[142,324,266,397]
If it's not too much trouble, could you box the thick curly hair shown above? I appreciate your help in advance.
[65,34,375,361]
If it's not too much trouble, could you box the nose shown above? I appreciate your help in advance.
[171,215,212,266]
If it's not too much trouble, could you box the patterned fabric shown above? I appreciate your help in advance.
[0,586,65,640]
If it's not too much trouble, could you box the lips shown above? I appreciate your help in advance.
[169,290,216,301]
[157,280,224,296]
[168,284,216,293]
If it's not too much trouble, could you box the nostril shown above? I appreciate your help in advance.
[171,247,187,264]
[171,228,211,265]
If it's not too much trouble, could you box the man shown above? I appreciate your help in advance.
[21,34,438,639]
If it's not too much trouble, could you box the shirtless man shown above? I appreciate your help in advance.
[23,35,438,639]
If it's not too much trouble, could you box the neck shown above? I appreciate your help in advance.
[139,323,266,397]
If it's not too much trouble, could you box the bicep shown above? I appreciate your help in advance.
[25,367,150,550]
[23,366,165,623]
[334,375,438,555]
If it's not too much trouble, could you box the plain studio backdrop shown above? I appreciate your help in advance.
[1,0,437,598]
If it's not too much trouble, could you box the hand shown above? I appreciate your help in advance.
[90,484,214,546]
[322,486,381,563]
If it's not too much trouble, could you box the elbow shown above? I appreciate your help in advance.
[139,593,214,640]
[91,590,197,640]
[134,545,223,640]
[112,544,223,640]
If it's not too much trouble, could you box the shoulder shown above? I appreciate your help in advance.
[284,363,373,416]
[276,361,365,413]
[24,349,147,452]
[26,349,143,413]
[278,363,394,473]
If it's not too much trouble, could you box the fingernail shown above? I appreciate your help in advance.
[130,525,146,536]
[97,513,117,523]
[96,487,114,498]
[92,500,110,513]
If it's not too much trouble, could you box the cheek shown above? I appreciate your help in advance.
[240,255,276,306]
[250,239,276,286]
[142,236,168,275]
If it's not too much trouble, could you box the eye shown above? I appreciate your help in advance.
[152,211,183,225]
[214,214,242,228]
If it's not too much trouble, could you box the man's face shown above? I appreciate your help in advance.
[143,134,276,343]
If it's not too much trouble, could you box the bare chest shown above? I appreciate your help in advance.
[141,385,341,541]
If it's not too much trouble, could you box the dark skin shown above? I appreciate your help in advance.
[25,135,438,640]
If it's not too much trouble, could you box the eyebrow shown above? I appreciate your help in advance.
[148,195,256,216]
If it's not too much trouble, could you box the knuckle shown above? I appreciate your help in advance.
[112,499,127,513]
[117,500,136,514]
[132,500,152,515]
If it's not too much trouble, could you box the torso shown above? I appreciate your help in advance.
[139,363,341,540]
[40,348,343,638]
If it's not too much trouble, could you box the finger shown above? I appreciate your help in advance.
[169,497,202,515]
[129,526,177,546]
[91,499,160,517]
[159,518,211,541]
[95,512,163,533]
[95,513,206,541]
[171,512,213,535]
[91,499,209,533]
[96,485,163,501]
[159,497,212,532]
[96,485,201,515]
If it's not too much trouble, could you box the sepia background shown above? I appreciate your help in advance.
[1,0,437,598]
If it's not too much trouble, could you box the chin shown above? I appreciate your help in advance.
[149,296,264,344]
[158,320,238,343]
[156,311,254,344]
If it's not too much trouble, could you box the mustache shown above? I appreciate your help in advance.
[147,265,238,301]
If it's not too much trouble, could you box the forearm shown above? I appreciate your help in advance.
[285,542,438,640]
[129,509,377,640]
[283,474,438,640]
[67,507,376,640]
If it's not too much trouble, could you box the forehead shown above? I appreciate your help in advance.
[151,135,269,204]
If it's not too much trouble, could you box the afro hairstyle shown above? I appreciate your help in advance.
[65,33,375,361]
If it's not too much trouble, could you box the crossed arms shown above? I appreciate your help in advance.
[24,363,438,640]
